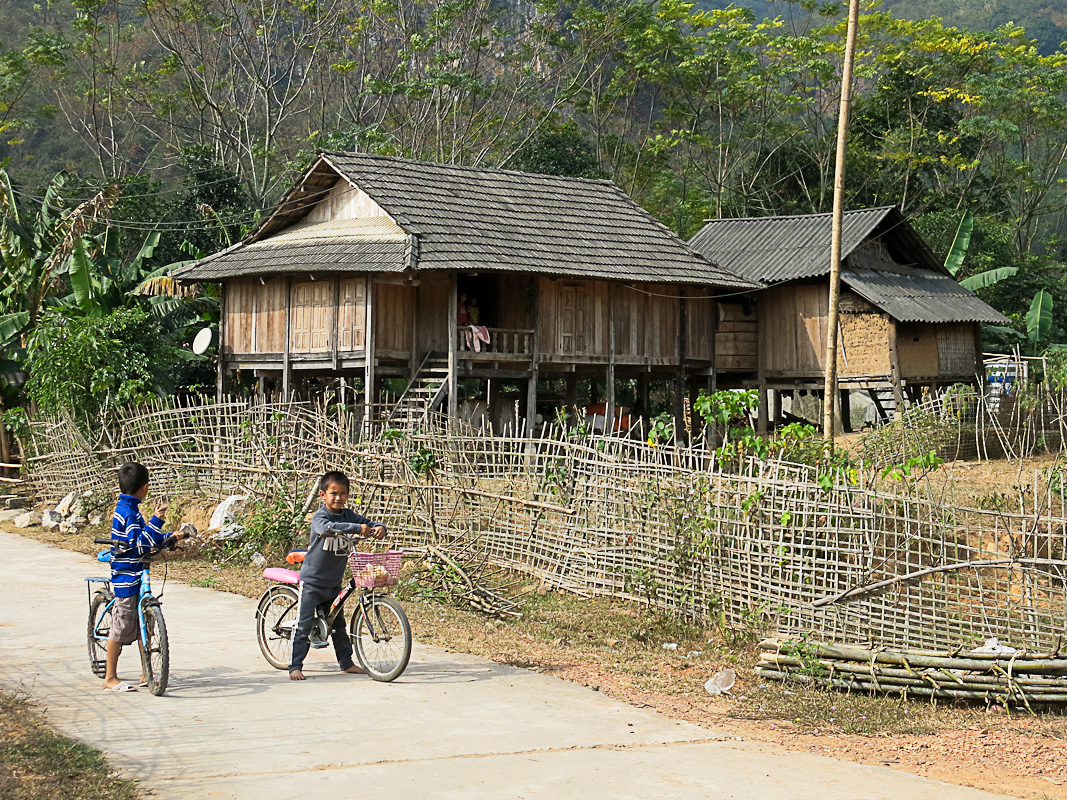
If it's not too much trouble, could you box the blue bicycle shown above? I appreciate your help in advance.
[86,534,179,696]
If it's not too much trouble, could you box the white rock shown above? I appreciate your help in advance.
[68,514,86,525]
[59,520,78,536]
[54,491,77,517]
[209,495,248,529]
[212,523,246,542]
[88,513,104,526]
[41,509,63,530]
[251,552,268,569]
[13,511,36,528]
[179,522,199,539]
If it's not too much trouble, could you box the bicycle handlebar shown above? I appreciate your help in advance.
[94,535,180,558]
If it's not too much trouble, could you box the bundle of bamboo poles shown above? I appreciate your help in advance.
[756,639,1067,709]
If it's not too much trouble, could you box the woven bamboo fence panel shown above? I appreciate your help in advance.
[24,396,1067,652]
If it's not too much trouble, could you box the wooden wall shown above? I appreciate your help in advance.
[537,278,701,362]
[304,179,391,223]
[416,274,450,354]
[374,282,413,352]
[715,301,757,372]
[760,284,891,378]
[222,276,368,356]
[223,277,286,355]
[937,324,978,377]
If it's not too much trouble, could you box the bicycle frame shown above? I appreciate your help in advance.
[318,580,388,637]
[86,558,157,649]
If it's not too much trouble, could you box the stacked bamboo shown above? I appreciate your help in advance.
[756,639,1067,708]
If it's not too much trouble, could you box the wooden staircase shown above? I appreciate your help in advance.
[385,354,449,431]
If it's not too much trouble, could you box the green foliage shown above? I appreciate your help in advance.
[1026,289,1054,344]
[409,447,438,476]
[513,123,604,178]
[238,492,304,557]
[880,450,945,484]
[24,307,185,419]
[648,412,674,446]
[944,211,973,276]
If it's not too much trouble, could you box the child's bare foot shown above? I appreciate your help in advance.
[343,665,366,675]
[289,669,306,681]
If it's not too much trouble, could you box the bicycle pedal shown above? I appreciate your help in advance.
[309,641,330,649]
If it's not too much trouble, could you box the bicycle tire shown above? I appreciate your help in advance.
[350,595,411,682]
[140,600,169,696]
[256,585,299,670]
[87,589,113,678]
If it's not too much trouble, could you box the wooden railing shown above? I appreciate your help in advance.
[455,327,533,356]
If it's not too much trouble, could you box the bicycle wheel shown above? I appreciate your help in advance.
[140,600,169,696]
[256,585,299,670]
[87,589,113,678]
[350,595,411,682]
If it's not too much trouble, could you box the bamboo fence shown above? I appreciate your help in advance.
[22,395,1067,653]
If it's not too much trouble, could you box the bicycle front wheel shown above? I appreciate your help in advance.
[256,585,299,670]
[140,601,169,696]
[350,595,411,682]
[87,589,113,678]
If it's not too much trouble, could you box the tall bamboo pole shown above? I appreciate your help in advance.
[822,0,861,439]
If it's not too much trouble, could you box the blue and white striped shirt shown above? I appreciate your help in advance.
[110,494,167,598]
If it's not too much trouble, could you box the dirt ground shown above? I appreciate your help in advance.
[11,454,1067,800]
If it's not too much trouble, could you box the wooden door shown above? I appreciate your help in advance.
[338,278,367,351]
[559,283,588,354]
[290,281,332,353]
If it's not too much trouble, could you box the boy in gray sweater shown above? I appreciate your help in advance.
[289,470,387,680]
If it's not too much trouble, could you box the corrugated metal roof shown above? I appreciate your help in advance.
[176,152,756,289]
[689,207,1008,325]
[842,269,1009,324]
[688,207,904,283]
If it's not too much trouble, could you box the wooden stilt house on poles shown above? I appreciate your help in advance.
[690,207,1008,431]
[172,152,755,435]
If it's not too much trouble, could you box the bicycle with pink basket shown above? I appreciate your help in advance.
[255,529,411,681]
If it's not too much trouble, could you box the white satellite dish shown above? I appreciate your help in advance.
[192,327,215,355]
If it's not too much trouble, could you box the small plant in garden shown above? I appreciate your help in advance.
[647,412,673,446]
[235,490,304,558]
[409,447,437,476]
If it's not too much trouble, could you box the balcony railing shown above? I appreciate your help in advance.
[456,326,533,356]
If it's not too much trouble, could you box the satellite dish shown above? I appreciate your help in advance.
[192,327,215,355]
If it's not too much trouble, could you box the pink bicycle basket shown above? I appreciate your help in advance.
[348,550,403,588]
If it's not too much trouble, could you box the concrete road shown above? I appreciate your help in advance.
[0,529,1016,800]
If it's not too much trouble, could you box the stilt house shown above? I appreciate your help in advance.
[689,207,1008,429]
[173,152,755,433]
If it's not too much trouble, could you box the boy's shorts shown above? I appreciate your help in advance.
[109,595,140,644]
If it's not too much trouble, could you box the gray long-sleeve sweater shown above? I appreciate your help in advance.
[300,506,384,587]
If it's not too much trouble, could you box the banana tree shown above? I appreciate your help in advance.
[0,169,118,375]
[944,211,1019,291]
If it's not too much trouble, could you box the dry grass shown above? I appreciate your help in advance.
[0,689,140,800]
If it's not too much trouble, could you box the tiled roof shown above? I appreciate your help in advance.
[174,152,755,289]
[689,208,1008,325]
[172,218,408,280]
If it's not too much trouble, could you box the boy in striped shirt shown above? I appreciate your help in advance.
[103,462,188,692]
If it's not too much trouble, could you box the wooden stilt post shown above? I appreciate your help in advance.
[525,280,541,440]
[364,276,376,435]
[606,284,616,435]
[448,274,458,420]
[283,277,292,399]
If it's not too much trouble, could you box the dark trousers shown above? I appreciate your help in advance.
[288,582,354,672]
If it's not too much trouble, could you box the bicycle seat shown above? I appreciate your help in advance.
[285,549,308,565]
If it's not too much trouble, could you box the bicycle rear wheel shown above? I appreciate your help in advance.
[350,595,411,682]
[140,600,169,696]
[256,585,299,670]
[87,589,113,678]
